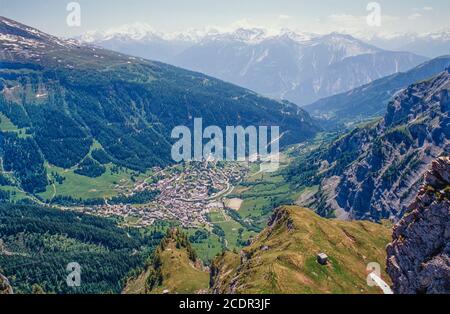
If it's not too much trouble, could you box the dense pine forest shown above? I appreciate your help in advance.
[0,204,164,294]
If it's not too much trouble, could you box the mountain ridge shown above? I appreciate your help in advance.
[77,25,428,106]
[124,228,209,294]
[304,55,450,128]
[0,16,320,197]
[210,205,391,294]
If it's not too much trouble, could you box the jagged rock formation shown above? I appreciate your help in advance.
[334,68,449,220]
[210,206,391,294]
[386,156,450,294]
[290,68,450,221]
[0,272,13,294]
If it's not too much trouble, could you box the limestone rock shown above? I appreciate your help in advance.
[386,156,450,294]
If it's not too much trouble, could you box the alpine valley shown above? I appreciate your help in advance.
[0,16,449,295]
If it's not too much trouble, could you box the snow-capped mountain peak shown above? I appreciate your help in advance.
[77,25,318,45]
[197,27,269,44]
[105,22,161,40]
[72,23,428,106]
[276,28,316,43]
[231,27,268,43]
[423,28,450,41]
[78,22,164,43]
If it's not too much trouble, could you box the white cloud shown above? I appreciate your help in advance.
[423,6,433,11]
[408,13,422,20]
[326,13,400,33]
[327,14,365,28]
[278,14,291,20]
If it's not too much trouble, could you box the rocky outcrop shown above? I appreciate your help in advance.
[312,68,450,221]
[210,206,392,294]
[386,156,450,294]
[0,272,13,294]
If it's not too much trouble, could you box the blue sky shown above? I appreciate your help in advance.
[0,0,449,36]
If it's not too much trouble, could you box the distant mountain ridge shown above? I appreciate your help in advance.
[367,29,450,58]
[305,56,450,128]
[78,26,428,106]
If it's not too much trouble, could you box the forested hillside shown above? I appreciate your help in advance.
[0,203,164,294]
[0,16,320,197]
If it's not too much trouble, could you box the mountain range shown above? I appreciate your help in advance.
[367,29,450,58]
[304,55,450,128]
[0,16,319,196]
[78,26,430,106]
[0,15,448,296]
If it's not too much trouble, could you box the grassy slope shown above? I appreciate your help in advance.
[227,154,300,231]
[0,112,153,202]
[39,163,145,200]
[186,228,223,263]
[124,237,209,294]
[212,206,391,294]
[0,112,30,138]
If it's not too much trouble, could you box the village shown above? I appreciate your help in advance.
[78,161,249,228]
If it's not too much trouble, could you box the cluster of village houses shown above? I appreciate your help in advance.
[80,161,248,228]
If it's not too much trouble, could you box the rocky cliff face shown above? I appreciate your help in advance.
[386,156,450,294]
[0,272,13,294]
[305,68,450,221]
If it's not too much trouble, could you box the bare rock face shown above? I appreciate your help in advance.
[0,273,13,294]
[309,68,450,222]
[386,156,450,294]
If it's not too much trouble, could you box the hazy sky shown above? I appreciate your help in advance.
[0,0,449,37]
